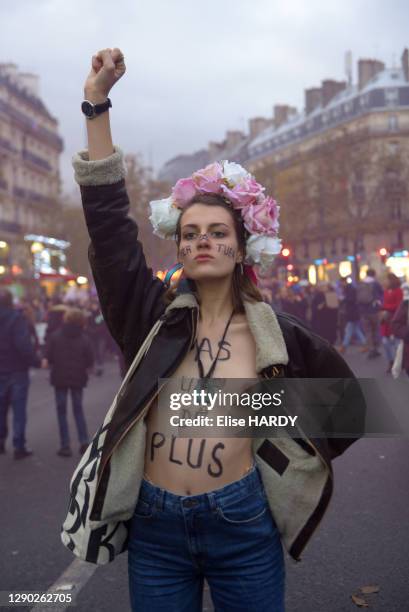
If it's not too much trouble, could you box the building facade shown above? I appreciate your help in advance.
[158,50,409,283]
[0,62,65,297]
[247,53,409,283]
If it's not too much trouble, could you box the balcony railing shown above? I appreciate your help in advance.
[22,150,52,171]
[0,100,64,152]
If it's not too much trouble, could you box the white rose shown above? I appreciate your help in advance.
[222,160,251,187]
[245,234,282,265]
[148,197,181,239]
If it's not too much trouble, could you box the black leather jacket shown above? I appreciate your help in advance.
[78,175,365,561]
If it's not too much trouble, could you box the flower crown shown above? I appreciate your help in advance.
[148,160,281,267]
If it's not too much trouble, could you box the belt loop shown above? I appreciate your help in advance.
[155,487,164,511]
[207,492,217,511]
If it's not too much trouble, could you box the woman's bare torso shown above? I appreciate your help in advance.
[143,312,259,495]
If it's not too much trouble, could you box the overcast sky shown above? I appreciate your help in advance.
[1,0,408,196]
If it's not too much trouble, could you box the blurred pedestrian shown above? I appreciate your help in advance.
[44,302,68,351]
[279,286,307,322]
[0,289,40,458]
[43,308,94,457]
[338,278,367,354]
[356,269,384,359]
[391,282,409,377]
[380,273,403,373]
[311,283,338,344]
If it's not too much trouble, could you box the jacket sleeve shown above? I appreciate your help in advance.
[72,147,167,364]
[305,339,366,460]
[391,300,409,342]
[281,314,366,461]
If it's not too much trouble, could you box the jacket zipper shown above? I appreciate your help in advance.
[94,307,198,493]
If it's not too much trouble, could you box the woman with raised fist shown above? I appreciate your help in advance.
[61,48,365,612]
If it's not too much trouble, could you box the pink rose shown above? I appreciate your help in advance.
[242,197,280,236]
[221,177,265,209]
[192,162,223,194]
[171,178,197,208]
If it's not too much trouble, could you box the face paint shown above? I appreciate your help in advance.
[216,244,236,258]
[179,245,192,258]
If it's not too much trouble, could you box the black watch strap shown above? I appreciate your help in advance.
[94,98,112,114]
[81,98,112,119]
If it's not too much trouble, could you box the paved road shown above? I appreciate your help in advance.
[0,349,408,611]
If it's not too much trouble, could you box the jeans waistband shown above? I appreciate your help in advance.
[138,460,263,513]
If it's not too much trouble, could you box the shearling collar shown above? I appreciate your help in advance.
[164,291,289,373]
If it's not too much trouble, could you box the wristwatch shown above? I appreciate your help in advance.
[81,98,112,119]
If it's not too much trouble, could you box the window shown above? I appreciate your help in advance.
[388,115,398,132]
[385,88,399,106]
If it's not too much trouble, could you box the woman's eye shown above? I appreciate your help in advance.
[183,232,196,240]
[211,231,226,238]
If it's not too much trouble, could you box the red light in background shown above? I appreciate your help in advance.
[282,248,291,257]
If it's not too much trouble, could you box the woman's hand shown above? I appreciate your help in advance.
[84,47,126,103]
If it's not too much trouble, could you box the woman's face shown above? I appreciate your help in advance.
[177,203,243,281]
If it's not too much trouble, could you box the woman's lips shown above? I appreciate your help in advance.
[195,255,214,261]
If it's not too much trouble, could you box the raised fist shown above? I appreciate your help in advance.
[84,47,126,102]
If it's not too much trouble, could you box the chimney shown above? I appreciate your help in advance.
[225,130,245,151]
[358,59,385,90]
[17,72,40,98]
[273,105,297,128]
[248,117,272,138]
[0,62,18,83]
[402,48,409,82]
[305,87,322,114]
[321,79,347,106]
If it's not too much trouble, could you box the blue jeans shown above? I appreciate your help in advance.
[54,387,89,447]
[128,462,285,612]
[342,321,367,348]
[382,336,400,363]
[0,371,30,450]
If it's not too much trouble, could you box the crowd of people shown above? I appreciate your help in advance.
[257,267,409,373]
[0,288,124,460]
[1,266,409,459]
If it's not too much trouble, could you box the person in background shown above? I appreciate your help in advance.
[335,276,347,342]
[380,273,403,373]
[338,278,367,354]
[279,285,307,322]
[310,284,337,344]
[391,282,409,377]
[0,289,40,458]
[43,308,94,457]
[44,302,68,350]
[356,269,384,359]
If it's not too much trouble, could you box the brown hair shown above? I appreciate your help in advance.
[63,307,86,327]
[163,194,263,312]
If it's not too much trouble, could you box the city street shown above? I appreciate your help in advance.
[0,349,408,612]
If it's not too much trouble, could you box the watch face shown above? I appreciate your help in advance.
[81,101,94,118]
